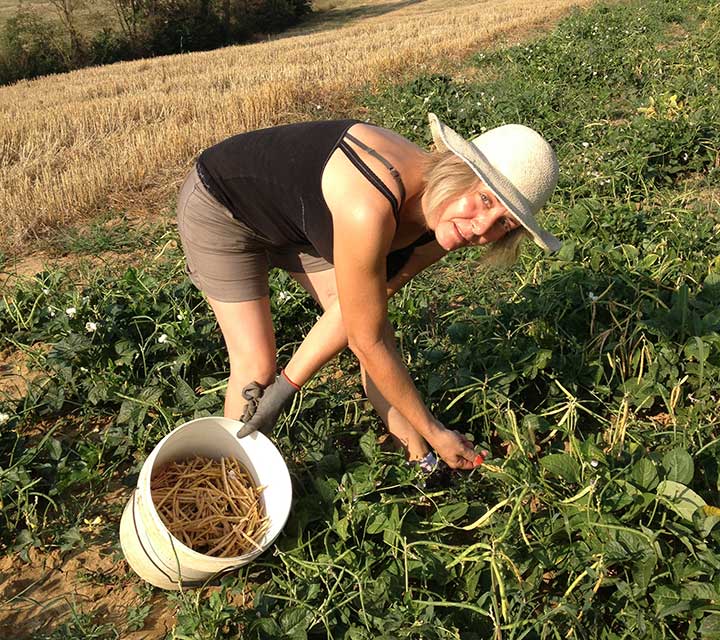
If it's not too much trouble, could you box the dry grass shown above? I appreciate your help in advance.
[0,0,596,256]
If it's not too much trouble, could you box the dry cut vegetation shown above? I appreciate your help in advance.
[0,0,595,255]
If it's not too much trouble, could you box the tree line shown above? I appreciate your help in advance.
[0,0,312,85]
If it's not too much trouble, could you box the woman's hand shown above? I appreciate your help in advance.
[236,374,299,438]
[429,427,480,470]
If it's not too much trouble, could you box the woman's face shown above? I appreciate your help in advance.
[429,182,521,252]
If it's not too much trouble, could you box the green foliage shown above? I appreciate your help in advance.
[0,8,68,85]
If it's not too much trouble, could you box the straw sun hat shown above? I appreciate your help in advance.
[428,113,561,252]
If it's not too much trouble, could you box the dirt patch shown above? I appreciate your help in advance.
[0,246,166,293]
[0,345,49,402]
[0,543,176,639]
[0,483,254,638]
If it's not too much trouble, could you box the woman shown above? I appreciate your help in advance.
[177,113,561,471]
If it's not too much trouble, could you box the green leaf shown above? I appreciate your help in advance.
[279,606,311,637]
[663,448,694,484]
[174,377,197,409]
[335,515,349,541]
[59,527,83,552]
[47,437,63,461]
[633,551,658,593]
[700,614,720,639]
[359,432,378,461]
[432,502,468,524]
[632,458,659,490]
[447,322,471,344]
[656,480,706,521]
[540,453,580,483]
[694,506,720,538]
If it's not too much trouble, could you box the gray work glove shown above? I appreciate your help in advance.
[236,374,299,438]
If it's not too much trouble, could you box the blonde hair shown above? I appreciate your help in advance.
[422,150,529,267]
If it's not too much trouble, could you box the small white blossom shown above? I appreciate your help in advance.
[66,307,77,318]
[591,460,599,468]
[43,288,50,295]
[277,291,292,304]
[588,292,599,303]
[582,142,590,148]
[177,313,184,321]
[48,308,56,317]
[0,412,10,426]
[158,334,168,344]
[85,321,98,333]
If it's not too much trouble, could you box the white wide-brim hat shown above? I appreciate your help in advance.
[428,113,561,252]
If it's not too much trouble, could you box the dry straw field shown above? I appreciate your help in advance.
[0,0,594,255]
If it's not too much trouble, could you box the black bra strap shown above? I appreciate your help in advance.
[338,133,406,223]
[338,141,399,221]
[344,133,406,209]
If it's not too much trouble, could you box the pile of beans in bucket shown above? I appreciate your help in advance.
[151,457,270,557]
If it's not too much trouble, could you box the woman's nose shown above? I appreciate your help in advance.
[470,215,491,236]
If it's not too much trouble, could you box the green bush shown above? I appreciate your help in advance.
[141,0,226,55]
[88,27,135,66]
[0,9,68,85]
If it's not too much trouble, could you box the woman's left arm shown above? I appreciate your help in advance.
[385,241,447,297]
[284,241,447,385]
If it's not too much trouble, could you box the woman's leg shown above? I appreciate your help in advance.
[207,295,277,420]
[289,269,430,461]
[361,355,430,462]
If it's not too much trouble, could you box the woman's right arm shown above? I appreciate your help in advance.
[331,208,477,470]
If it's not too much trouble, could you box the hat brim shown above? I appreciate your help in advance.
[428,113,561,253]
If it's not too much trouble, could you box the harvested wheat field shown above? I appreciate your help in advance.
[0,0,596,255]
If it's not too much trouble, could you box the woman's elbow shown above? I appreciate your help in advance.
[347,334,383,365]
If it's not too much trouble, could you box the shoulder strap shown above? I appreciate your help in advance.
[338,133,406,223]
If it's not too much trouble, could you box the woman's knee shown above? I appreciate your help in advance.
[228,354,277,388]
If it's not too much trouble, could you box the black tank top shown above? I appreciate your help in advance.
[197,120,361,262]
[197,119,435,267]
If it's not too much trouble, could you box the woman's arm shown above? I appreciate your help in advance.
[332,211,476,470]
[284,240,447,386]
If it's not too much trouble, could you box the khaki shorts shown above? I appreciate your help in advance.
[176,166,332,302]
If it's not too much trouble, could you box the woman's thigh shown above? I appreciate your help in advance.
[289,267,338,311]
[207,295,277,386]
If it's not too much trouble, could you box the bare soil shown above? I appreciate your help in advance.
[0,543,177,639]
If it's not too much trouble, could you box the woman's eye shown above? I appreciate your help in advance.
[480,194,491,206]
[498,217,511,231]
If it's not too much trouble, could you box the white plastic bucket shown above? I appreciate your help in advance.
[119,416,292,590]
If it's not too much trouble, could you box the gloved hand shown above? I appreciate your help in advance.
[236,371,300,438]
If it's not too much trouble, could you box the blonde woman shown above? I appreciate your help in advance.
[177,113,560,471]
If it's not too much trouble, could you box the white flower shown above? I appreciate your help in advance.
[588,292,599,303]
[85,321,98,332]
[158,334,168,344]
[66,307,77,318]
[582,142,590,148]
[591,460,599,468]
[277,291,292,304]
[43,288,50,295]
[177,313,184,321]
[0,412,10,426]
[48,308,56,317]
